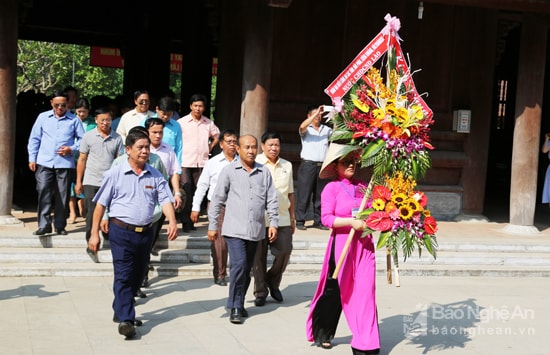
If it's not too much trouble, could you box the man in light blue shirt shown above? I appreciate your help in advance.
[296,104,333,231]
[27,89,85,236]
[208,134,278,324]
[88,128,178,339]
[142,96,183,166]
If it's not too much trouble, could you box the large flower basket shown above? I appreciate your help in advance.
[325,14,438,286]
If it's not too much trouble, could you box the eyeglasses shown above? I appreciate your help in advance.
[53,103,67,108]
[97,119,112,123]
[339,158,357,166]
[224,139,238,145]
[138,100,150,105]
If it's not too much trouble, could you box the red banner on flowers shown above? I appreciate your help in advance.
[324,31,389,102]
[389,36,433,119]
[325,18,433,119]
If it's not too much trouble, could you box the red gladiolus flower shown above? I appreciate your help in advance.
[352,131,368,139]
[424,216,438,234]
[372,185,391,201]
[365,211,393,231]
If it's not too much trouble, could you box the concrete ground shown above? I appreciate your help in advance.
[0,273,548,354]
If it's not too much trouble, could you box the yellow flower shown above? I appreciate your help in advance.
[399,205,413,220]
[373,198,386,211]
[352,98,370,113]
[407,198,420,211]
[410,104,424,120]
[392,193,407,206]
[396,107,409,125]
[372,108,385,119]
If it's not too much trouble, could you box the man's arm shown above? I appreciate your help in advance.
[299,105,322,135]
[208,134,219,153]
[288,192,296,234]
[169,173,182,210]
[89,203,106,253]
[161,202,178,241]
[208,123,220,152]
[75,152,88,196]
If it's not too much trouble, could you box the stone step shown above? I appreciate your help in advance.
[3,216,550,277]
[3,233,550,253]
[1,245,549,266]
[1,261,549,278]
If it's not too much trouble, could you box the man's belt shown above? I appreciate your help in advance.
[302,159,323,166]
[110,217,152,233]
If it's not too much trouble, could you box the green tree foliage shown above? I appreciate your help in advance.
[17,40,123,98]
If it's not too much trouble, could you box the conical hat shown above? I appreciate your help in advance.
[319,143,362,179]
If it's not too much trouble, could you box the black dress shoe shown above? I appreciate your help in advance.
[33,226,52,236]
[313,223,329,231]
[254,296,266,307]
[240,308,248,318]
[113,315,143,326]
[141,275,149,288]
[183,224,197,233]
[56,229,68,235]
[268,286,284,303]
[215,277,227,286]
[229,308,242,324]
[134,288,147,298]
[118,321,136,338]
[296,224,306,231]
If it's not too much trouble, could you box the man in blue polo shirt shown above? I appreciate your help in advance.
[88,128,178,339]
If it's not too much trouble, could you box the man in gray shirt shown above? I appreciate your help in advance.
[207,134,278,325]
[75,107,124,262]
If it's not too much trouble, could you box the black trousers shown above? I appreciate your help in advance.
[295,160,327,225]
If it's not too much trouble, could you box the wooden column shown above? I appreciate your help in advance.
[239,0,273,141]
[0,0,22,225]
[215,1,245,134]
[509,15,547,227]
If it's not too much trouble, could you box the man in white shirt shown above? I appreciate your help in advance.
[144,117,183,262]
[116,89,154,142]
[191,129,239,286]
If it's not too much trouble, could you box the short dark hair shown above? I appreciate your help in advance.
[133,89,149,100]
[75,98,91,110]
[221,128,238,140]
[51,89,68,100]
[306,104,320,115]
[126,126,150,147]
[189,94,207,105]
[93,106,112,117]
[157,96,176,112]
[144,117,165,129]
[261,131,282,144]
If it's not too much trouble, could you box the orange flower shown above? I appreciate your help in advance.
[381,122,395,135]
[385,201,397,213]
[391,126,404,138]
